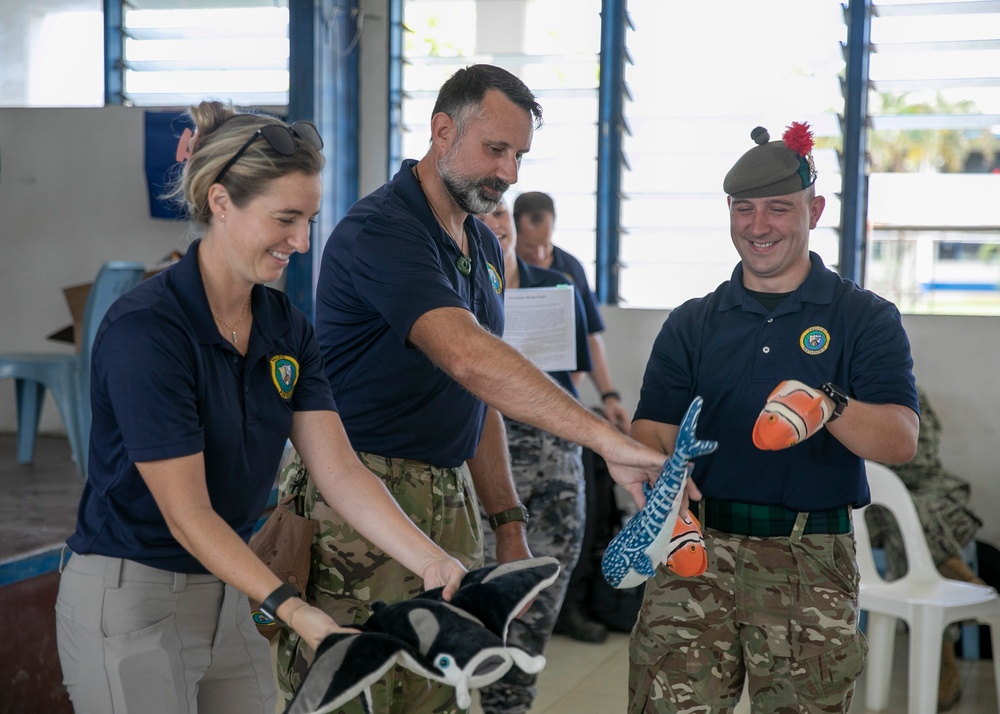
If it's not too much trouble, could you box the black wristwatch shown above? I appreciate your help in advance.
[818,382,849,422]
[260,583,301,623]
[487,504,529,530]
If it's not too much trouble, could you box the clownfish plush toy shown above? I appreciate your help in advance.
[752,379,832,451]
[666,512,708,577]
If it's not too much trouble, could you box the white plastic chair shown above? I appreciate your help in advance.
[853,460,1000,713]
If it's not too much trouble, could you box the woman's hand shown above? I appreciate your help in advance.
[287,602,360,653]
[421,556,467,601]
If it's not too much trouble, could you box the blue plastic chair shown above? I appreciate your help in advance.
[0,261,145,479]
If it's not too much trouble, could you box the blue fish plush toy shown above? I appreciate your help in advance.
[287,557,560,714]
[601,397,718,589]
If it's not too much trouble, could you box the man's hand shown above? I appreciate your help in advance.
[601,435,669,510]
[493,524,534,617]
[603,396,632,434]
[679,476,702,520]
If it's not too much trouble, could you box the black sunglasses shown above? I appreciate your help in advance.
[213,120,323,185]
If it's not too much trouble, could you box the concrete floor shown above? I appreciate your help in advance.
[0,434,82,560]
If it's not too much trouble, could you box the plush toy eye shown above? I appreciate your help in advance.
[437,655,453,670]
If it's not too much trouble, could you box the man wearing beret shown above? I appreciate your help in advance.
[627,122,920,712]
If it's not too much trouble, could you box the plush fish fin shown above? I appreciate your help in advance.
[601,397,718,589]
[286,632,428,714]
[752,379,832,451]
[420,556,560,643]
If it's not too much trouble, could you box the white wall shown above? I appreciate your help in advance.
[0,106,193,431]
[579,307,1000,548]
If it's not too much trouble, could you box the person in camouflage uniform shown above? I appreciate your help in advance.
[475,200,590,714]
[275,451,483,714]
[275,66,667,714]
[866,387,982,578]
[627,123,919,713]
[865,385,984,710]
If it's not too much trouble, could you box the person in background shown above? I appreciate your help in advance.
[475,198,591,714]
[276,64,666,714]
[55,100,466,714]
[628,122,919,712]
[511,190,631,643]
[512,191,629,432]
[867,385,984,711]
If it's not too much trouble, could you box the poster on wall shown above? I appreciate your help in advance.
[144,110,193,220]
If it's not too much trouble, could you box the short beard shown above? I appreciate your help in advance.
[438,154,509,216]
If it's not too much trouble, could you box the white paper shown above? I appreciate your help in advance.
[503,285,577,372]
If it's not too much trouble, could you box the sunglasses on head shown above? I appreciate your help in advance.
[213,120,323,185]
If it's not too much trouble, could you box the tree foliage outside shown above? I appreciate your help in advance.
[868,92,1000,173]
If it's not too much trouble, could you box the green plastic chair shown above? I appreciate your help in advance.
[0,261,146,479]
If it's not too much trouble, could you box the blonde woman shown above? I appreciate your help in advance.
[55,101,465,714]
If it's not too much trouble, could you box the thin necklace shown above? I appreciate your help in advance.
[212,297,251,344]
[415,164,472,276]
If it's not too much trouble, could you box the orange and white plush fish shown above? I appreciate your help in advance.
[752,379,832,451]
[666,512,707,577]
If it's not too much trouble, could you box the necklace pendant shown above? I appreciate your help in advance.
[457,255,472,277]
[232,331,238,343]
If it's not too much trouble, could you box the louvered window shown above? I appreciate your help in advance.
[866,0,1000,315]
[113,0,290,109]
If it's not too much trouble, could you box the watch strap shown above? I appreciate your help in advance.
[487,504,529,529]
[818,382,848,422]
[260,582,301,623]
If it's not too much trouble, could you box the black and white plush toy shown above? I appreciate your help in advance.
[287,556,561,714]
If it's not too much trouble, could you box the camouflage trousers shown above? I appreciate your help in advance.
[275,450,485,714]
[478,419,586,714]
[629,514,867,714]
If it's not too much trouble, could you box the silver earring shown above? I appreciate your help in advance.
[220,214,225,219]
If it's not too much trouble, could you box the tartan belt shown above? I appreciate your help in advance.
[700,498,852,537]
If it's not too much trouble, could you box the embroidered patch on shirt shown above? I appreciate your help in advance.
[487,262,503,294]
[799,326,831,355]
[270,355,299,399]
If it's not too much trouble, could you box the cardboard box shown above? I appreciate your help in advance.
[47,269,163,352]
[46,281,94,352]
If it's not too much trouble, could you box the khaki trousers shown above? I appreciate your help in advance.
[56,552,276,714]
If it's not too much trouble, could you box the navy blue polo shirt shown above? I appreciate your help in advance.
[517,257,591,396]
[68,241,336,573]
[315,159,506,467]
[550,246,605,334]
[634,252,918,511]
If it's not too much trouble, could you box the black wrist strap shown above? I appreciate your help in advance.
[601,390,621,402]
[260,583,301,623]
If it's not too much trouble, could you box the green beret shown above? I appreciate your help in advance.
[723,124,817,199]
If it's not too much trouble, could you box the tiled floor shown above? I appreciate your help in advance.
[470,629,998,713]
[3,434,998,713]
